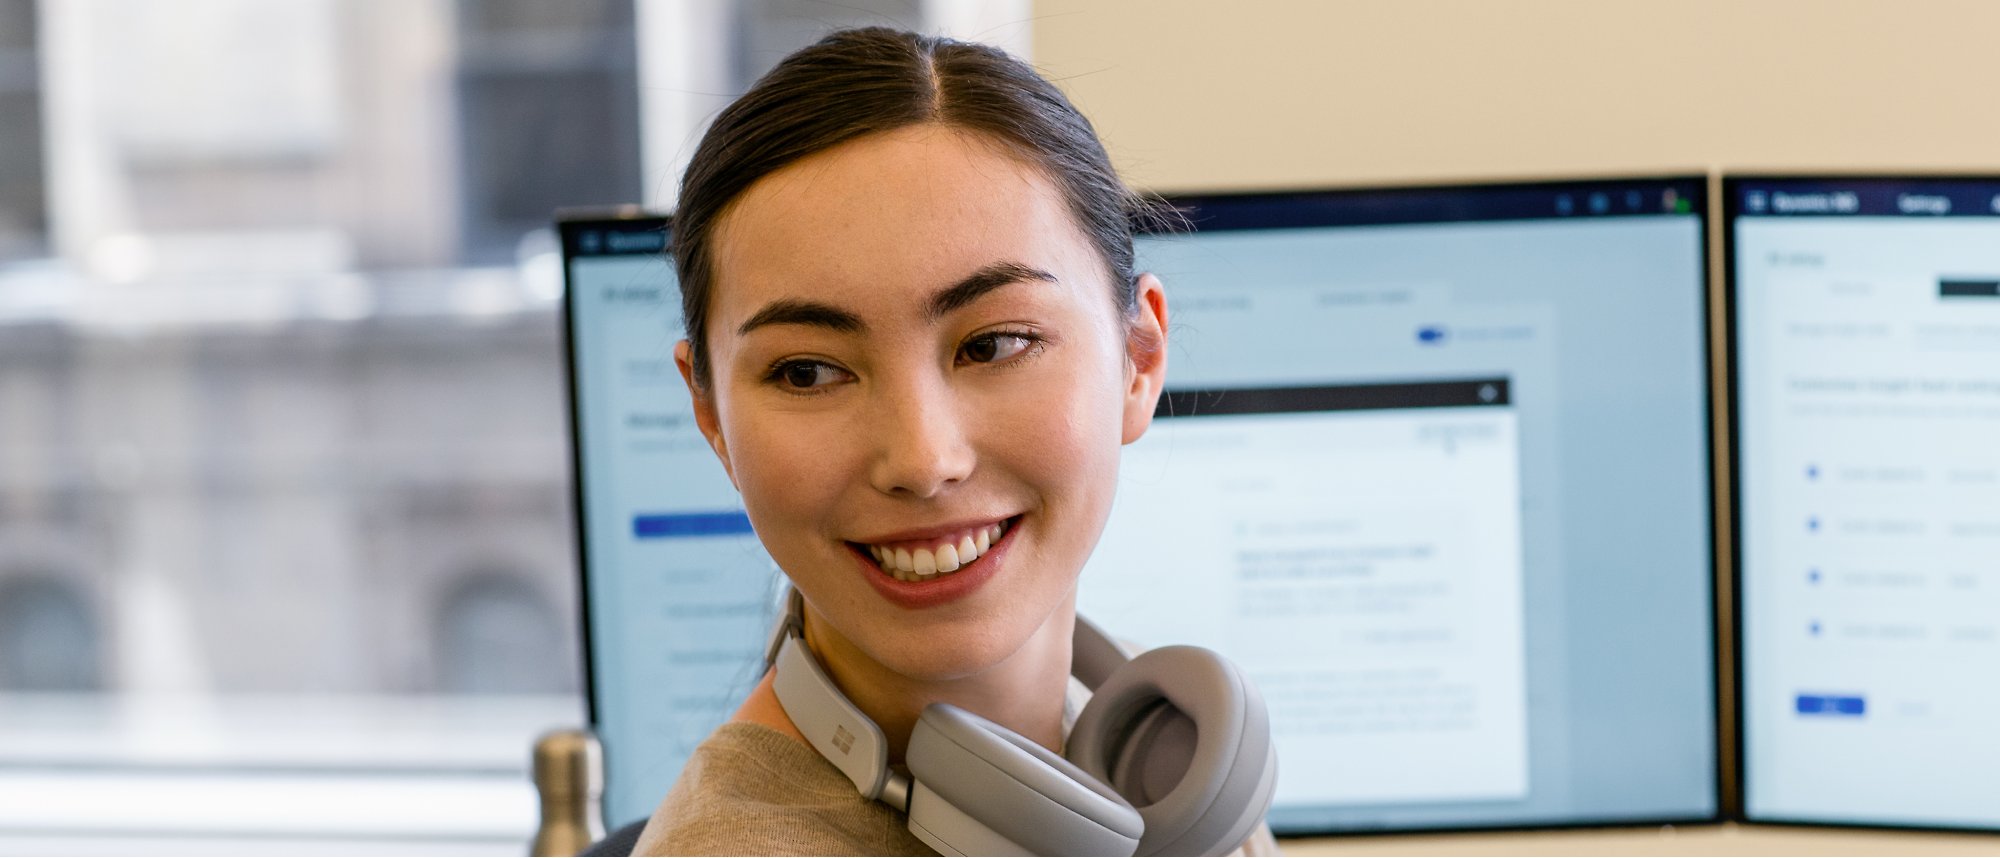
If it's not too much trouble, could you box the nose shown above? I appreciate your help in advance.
[866,375,976,499]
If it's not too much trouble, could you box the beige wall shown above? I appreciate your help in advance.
[1034,0,2000,192]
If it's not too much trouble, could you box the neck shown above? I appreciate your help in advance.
[800,599,1077,764]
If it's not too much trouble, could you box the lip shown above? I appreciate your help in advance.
[849,515,1020,610]
[849,516,1013,548]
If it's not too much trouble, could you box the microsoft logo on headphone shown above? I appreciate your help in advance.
[832,725,856,755]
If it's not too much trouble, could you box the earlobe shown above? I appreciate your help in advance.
[1121,274,1169,445]
[674,340,737,485]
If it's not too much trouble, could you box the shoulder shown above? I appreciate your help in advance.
[631,722,935,857]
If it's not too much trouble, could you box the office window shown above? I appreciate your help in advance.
[0,2,1018,853]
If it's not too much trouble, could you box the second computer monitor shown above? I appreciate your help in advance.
[1080,178,1718,832]
[1729,175,2000,833]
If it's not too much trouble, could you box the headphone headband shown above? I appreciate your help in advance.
[761,587,1272,856]
[762,587,805,671]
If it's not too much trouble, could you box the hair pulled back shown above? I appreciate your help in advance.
[672,26,1171,388]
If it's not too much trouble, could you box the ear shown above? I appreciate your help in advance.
[1121,273,1169,445]
[675,339,737,487]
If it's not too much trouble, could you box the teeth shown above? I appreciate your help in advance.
[866,519,1011,581]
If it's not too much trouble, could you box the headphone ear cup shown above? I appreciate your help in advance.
[1066,646,1277,857]
[905,703,1144,857]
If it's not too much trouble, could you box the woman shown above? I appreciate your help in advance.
[633,26,1276,856]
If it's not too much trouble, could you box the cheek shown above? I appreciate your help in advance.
[993,356,1129,523]
[722,407,850,534]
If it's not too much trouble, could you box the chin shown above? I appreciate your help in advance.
[866,620,1029,683]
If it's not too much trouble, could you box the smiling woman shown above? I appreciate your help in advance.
[631,27,1276,857]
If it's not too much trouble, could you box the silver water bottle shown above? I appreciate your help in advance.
[531,728,606,856]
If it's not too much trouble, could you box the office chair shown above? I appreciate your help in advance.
[579,819,649,857]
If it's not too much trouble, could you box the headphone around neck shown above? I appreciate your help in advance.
[763,588,1277,856]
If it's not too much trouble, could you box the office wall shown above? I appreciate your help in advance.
[1033,0,2000,192]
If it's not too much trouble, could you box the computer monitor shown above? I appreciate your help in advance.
[1091,179,1717,833]
[561,176,1720,834]
[560,214,778,829]
[1728,175,2000,833]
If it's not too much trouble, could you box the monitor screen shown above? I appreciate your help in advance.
[563,177,1719,833]
[1730,176,2000,832]
[1088,180,1717,832]
[562,217,782,828]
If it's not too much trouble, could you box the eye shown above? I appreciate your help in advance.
[958,331,1038,365]
[766,359,850,392]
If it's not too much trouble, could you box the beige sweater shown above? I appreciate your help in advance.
[632,721,1281,856]
[632,722,933,856]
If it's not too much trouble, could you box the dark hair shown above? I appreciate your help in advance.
[672,26,1174,388]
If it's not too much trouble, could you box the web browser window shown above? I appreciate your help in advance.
[564,178,1718,833]
[1732,177,2000,831]
[1092,379,1528,807]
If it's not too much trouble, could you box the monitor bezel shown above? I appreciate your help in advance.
[557,210,673,827]
[1146,174,1708,233]
[1723,172,2000,836]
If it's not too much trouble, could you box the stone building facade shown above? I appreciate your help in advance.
[0,294,583,697]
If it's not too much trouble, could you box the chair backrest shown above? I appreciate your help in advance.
[580,819,649,857]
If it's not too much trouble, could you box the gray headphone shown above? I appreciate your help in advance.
[763,588,1277,856]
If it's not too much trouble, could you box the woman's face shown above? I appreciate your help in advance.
[681,125,1166,682]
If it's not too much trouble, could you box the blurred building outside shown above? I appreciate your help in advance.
[0,0,1030,853]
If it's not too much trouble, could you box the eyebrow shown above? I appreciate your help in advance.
[734,261,1058,337]
[926,261,1058,321]
[735,299,863,337]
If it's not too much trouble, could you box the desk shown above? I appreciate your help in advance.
[1283,823,2000,856]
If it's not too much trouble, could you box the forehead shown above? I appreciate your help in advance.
[709,125,1096,314]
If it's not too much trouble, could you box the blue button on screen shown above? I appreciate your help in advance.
[633,511,755,539]
[1795,692,1866,718]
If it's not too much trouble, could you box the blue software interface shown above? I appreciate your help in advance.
[563,178,1717,832]
[1732,177,2000,831]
